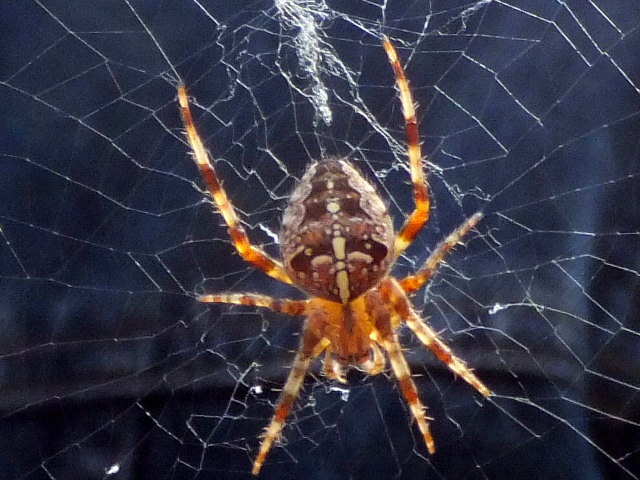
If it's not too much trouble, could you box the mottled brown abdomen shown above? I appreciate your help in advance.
[280,159,395,303]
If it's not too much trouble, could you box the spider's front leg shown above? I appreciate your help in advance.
[178,85,292,285]
[365,289,436,454]
[199,292,328,475]
[385,278,492,398]
[380,332,436,453]
[251,307,329,475]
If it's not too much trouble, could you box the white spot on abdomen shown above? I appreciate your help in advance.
[332,236,346,259]
[326,201,340,213]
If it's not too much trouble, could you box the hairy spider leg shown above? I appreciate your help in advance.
[382,333,436,453]
[399,211,483,293]
[382,36,430,258]
[252,309,329,475]
[178,85,292,285]
[197,292,328,474]
[198,293,309,316]
[386,278,492,397]
[365,289,436,454]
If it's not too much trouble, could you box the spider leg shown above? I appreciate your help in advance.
[382,37,430,258]
[198,293,309,316]
[387,278,492,397]
[365,290,435,454]
[400,212,483,293]
[375,330,436,454]
[252,310,329,475]
[178,85,292,285]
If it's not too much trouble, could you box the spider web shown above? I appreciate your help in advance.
[1,0,639,479]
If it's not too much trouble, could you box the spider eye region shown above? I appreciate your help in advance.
[280,159,394,303]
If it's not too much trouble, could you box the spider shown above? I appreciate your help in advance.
[177,36,492,475]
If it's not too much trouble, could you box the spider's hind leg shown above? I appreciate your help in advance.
[382,37,430,258]
[177,85,292,285]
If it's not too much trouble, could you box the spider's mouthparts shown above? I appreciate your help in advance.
[337,352,371,367]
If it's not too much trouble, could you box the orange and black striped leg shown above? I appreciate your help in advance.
[198,293,309,316]
[400,212,484,293]
[177,85,292,285]
[388,278,491,398]
[365,289,435,455]
[382,36,430,258]
[373,330,436,454]
[252,312,329,475]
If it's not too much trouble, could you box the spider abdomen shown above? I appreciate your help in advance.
[280,159,394,303]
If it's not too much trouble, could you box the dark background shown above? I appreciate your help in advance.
[1,1,639,479]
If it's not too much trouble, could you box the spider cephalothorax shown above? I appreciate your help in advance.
[178,36,492,476]
[280,158,394,304]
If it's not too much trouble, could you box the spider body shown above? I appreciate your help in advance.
[177,36,491,476]
[280,158,394,304]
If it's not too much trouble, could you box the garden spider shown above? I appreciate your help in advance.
[178,36,492,475]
